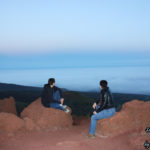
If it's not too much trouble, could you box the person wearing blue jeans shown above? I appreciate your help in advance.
[88,80,116,138]
[50,90,67,111]
[41,78,70,113]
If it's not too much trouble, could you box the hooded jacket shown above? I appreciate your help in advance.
[41,84,64,107]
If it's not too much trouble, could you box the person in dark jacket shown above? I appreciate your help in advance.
[88,80,116,138]
[41,78,70,113]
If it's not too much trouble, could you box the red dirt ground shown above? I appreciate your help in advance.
[0,119,142,150]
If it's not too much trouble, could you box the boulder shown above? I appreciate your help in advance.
[23,117,39,131]
[97,100,150,137]
[0,112,24,133]
[0,97,17,115]
[21,98,72,129]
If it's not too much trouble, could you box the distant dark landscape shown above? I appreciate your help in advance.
[0,82,150,116]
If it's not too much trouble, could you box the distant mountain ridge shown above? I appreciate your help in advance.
[0,82,150,115]
[0,83,42,91]
[0,82,68,92]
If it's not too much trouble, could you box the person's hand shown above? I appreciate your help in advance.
[60,98,64,104]
[93,111,97,115]
[92,103,97,109]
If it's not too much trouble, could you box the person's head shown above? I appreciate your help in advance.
[100,80,108,89]
[48,78,55,87]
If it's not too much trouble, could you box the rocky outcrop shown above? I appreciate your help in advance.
[0,112,24,133]
[0,97,72,133]
[23,117,39,131]
[97,100,150,137]
[1,96,149,144]
[21,98,72,129]
[0,97,17,115]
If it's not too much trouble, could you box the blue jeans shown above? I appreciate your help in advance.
[89,106,116,135]
[50,90,65,111]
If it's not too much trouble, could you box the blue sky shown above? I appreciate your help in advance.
[0,0,150,94]
[0,0,150,53]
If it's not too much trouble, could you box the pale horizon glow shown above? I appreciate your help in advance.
[1,66,150,95]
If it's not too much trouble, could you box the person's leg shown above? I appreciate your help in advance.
[51,90,69,112]
[51,90,66,111]
[53,90,61,102]
[50,102,66,111]
[89,108,116,135]
[53,90,65,105]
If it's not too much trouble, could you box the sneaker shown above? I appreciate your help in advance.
[60,104,67,109]
[87,134,95,139]
[62,105,67,109]
[65,109,70,113]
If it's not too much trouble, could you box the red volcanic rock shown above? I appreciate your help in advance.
[0,97,17,115]
[0,112,24,133]
[21,98,72,130]
[97,100,150,137]
[23,117,39,131]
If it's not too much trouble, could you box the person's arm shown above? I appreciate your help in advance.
[95,91,100,104]
[57,87,64,99]
[57,87,64,104]
[96,90,107,113]
[92,91,101,109]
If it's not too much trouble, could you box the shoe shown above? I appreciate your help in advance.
[60,104,67,109]
[95,133,108,138]
[65,108,70,113]
[87,134,95,139]
[62,105,67,109]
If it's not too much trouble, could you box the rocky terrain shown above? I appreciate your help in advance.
[0,97,150,150]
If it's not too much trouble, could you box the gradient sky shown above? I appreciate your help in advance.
[0,0,150,54]
[0,0,150,94]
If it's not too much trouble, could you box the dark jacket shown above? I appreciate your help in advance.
[96,87,115,113]
[41,84,64,107]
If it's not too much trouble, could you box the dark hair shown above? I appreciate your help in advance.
[48,78,55,85]
[100,80,108,88]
